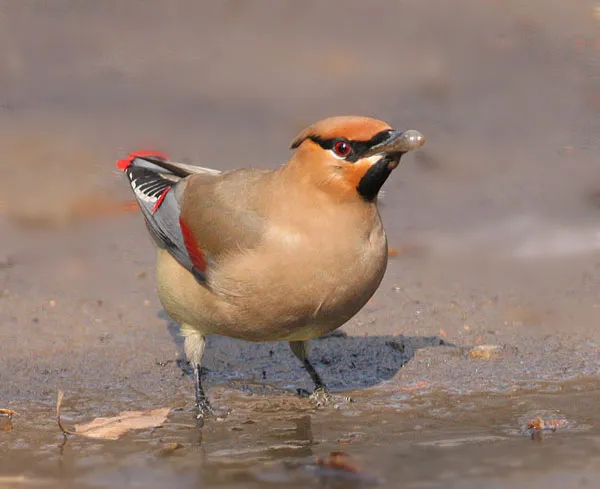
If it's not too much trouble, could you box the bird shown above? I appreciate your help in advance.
[116,116,425,419]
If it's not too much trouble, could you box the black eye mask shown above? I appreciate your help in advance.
[308,130,394,163]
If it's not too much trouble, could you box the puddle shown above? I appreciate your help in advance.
[1,378,598,489]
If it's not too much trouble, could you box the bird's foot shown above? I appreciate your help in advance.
[194,399,216,426]
[297,387,353,408]
[195,400,231,428]
[310,387,331,407]
[196,402,216,416]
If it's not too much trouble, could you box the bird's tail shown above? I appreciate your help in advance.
[116,150,222,179]
[115,150,213,283]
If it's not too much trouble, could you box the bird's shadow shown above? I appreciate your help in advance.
[162,310,449,393]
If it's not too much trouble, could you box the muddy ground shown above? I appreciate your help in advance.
[1,1,600,488]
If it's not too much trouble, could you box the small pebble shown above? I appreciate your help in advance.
[468,344,503,359]
[156,443,184,457]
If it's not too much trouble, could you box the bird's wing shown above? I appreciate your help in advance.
[179,168,270,261]
[117,151,268,286]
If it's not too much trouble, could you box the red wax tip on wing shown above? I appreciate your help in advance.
[116,158,131,170]
[151,186,171,214]
[116,150,169,171]
[129,150,169,160]
[179,217,208,273]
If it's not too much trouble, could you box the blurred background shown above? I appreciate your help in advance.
[1,1,600,233]
[1,1,600,487]
[2,0,600,333]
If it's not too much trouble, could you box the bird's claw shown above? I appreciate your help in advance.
[297,387,354,408]
[196,401,216,417]
[309,387,331,407]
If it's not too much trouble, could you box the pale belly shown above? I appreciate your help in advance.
[155,228,388,342]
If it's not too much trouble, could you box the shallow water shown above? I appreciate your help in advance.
[2,377,599,489]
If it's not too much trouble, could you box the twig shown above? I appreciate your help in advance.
[56,391,74,436]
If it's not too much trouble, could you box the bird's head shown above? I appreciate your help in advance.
[288,116,425,201]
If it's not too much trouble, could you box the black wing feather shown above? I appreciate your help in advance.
[121,157,208,284]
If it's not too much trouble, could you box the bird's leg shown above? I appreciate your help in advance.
[183,329,214,420]
[193,363,213,415]
[289,340,331,406]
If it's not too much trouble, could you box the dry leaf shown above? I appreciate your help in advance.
[315,451,362,473]
[0,409,16,418]
[75,408,171,440]
[156,442,184,457]
[526,416,569,440]
[544,419,568,431]
[56,391,170,440]
[468,344,503,359]
[528,417,568,432]
[528,416,544,430]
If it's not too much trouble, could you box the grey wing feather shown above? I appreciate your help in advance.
[123,156,211,284]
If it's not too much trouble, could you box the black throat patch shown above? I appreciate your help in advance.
[356,158,398,201]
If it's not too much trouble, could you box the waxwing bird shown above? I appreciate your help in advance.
[117,116,425,419]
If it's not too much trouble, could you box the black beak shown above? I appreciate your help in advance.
[357,129,425,201]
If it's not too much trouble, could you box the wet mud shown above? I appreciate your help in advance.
[1,379,599,488]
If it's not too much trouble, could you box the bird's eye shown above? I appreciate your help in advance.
[333,140,352,158]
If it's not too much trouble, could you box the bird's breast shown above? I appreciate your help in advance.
[213,214,388,340]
